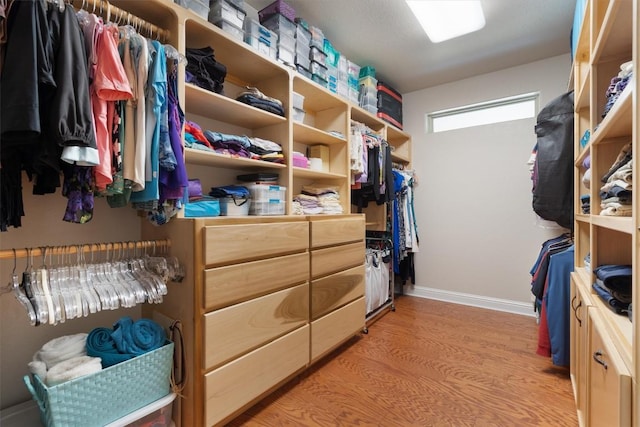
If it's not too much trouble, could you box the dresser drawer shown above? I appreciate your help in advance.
[205,325,309,426]
[204,252,309,310]
[203,221,309,266]
[311,297,365,362]
[204,284,309,369]
[310,216,365,248]
[311,265,365,320]
[311,241,364,279]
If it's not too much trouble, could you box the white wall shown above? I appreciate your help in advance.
[402,54,572,314]
[0,184,142,408]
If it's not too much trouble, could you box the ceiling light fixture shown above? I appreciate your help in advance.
[406,0,486,43]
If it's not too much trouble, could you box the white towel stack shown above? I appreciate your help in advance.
[28,333,102,386]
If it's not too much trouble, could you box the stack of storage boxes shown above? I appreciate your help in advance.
[174,0,209,20]
[292,90,305,122]
[309,26,328,88]
[259,1,297,67]
[376,81,403,129]
[359,66,378,114]
[347,60,361,105]
[247,183,287,215]
[209,0,246,42]
[294,21,312,78]
[244,18,277,60]
[323,39,339,94]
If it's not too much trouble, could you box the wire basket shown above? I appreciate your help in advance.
[23,341,174,427]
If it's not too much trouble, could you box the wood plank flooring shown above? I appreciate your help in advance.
[227,296,578,427]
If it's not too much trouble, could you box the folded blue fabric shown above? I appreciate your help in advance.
[111,317,166,356]
[592,282,630,315]
[86,327,134,368]
[594,264,632,293]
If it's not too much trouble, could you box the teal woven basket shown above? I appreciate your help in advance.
[23,341,174,427]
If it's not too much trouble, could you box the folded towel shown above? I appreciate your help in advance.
[86,327,134,368]
[33,333,88,369]
[111,317,165,356]
[28,360,47,380]
[45,355,102,386]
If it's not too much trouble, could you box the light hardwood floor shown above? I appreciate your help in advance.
[228,296,578,427]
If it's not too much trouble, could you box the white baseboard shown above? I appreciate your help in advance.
[403,285,536,317]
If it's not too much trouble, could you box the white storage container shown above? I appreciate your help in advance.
[250,200,286,215]
[246,183,286,203]
[209,0,246,29]
[261,13,296,39]
[278,33,296,53]
[277,46,294,66]
[292,91,304,110]
[215,19,244,42]
[218,197,250,216]
[244,18,277,42]
[245,34,276,58]
[175,0,209,20]
[292,107,305,122]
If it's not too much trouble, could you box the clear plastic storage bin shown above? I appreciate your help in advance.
[277,46,294,66]
[214,19,244,42]
[174,0,209,20]
[209,0,246,29]
[218,197,250,216]
[261,13,296,39]
[244,18,277,42]
[250,200,286,215]
[246,184,286,203]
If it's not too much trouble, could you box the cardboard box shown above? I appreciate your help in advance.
[308,145,329,172]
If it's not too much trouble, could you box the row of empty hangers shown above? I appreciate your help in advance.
[0,240,184,327]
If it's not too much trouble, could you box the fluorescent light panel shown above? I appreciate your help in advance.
[406,0,486,43]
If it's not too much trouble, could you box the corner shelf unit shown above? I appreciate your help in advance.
[570,0,636,426]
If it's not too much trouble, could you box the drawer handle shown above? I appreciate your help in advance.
[593,350,608,370]
[573,300,582,327]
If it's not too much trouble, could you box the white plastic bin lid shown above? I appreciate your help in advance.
[104,393,176,427]
[0,400,41,427]
[0,393,177,427]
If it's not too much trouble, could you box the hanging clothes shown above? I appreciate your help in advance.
[392,169,419,277]
[1,0,99,229]
[0,2,186,230]
[536,244,574,367]
[350,121,394,209]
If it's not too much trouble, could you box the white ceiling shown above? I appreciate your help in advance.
[244,0,577,94]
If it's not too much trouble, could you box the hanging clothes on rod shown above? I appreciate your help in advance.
[0,239,183,326]
[529,233,574,367]
[350,120,395,209]
[0,0,186,231]
[392,168,419,282]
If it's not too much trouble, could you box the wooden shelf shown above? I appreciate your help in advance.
[185,84,287,128]
[350,105,385,131]
[292,167,347,180]
[185,148,288,170]
[590,215,633,234]
[591,82,633,145]
[293,76,348,112]
[391,151,411,164]
[592,0,633,63]
[293,122,347,145]
[184,19,287,86]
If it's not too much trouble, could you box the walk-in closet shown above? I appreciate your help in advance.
[0,0,620,426]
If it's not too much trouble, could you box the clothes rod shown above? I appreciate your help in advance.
[68,0,169,41]
[0,239,170,261]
